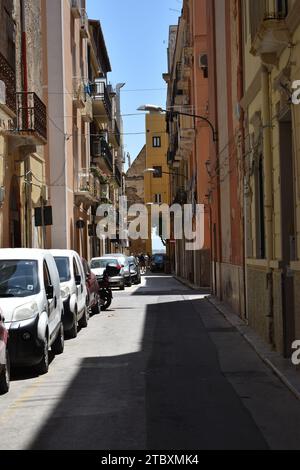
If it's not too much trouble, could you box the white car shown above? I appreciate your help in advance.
[50,250,89,338]
[0,249,64,375]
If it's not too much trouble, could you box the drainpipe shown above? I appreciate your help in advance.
[261,64,274,344]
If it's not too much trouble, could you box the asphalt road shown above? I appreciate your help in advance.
[1,274,300,450]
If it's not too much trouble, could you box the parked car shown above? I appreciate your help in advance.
[128,256,141,285]
[81,258,101,316]
[50,250,89,338]
[150,253,167,272]
[105,254,132,288]
[0,307,10,394]
[90,257,125,290]
[0,249,64,375]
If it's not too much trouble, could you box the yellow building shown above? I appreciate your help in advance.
[144,112,170,255]
[242,0,300,357]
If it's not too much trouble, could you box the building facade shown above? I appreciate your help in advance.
[241,0,300,356]
[144,111,170,255]
[125,145,147,255]
[46,1,124,260]
[0,0,48,250]
[206,0,245,315]
[165,0,211,287]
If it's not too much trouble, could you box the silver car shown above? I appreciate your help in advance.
[90,257,126,290]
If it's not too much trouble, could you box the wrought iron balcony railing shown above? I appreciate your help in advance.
[75,169,101,205]
[91,80,112,120]
[16,92,47,142]
[113,119,121,146]
[91,135,113,172]
[0,52,16,115]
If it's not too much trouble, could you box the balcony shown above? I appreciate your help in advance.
[71,0,81,18]
[250,0,290,61]
[13,92,47,144]
[80,9,89,38]
[75,170,100,206]
[73,77,86,108]
[91,79,112,123]
[110,119,121,147]
[91,136,113,173]
[0,52,16,117]
[81,93,93,122]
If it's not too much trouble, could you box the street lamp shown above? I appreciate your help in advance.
[137,104,218,142]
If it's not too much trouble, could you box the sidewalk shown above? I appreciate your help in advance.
[208,296,300,402]
[175,274,300,402]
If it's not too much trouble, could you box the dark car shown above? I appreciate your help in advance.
[81,258,101,315]
[0,307,10,395]
[128,256,141,285]
[150,254,167,273]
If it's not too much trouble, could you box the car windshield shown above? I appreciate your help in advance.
[0,260,40,298]
[54,257,71,282]
[154,255,164,262]
[91,259,118,269]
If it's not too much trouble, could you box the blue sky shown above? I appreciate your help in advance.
[87,0,182,167]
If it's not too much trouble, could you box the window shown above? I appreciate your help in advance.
[43,261,52,289]
[153,166,162,178]
[73,258,80,277]
[0,260,40,298]
[154,194,162,205]
[153,136,161,148]
[54,257,71,283]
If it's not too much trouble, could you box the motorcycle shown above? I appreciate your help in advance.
[98,274,112,311]
[98,263,121,311]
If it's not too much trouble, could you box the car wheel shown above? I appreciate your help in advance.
[79,306,89,328]
[36,337,49,375]
[67,311,78,339]
[0,350,10,395]
[51,322,64,355]
[120,284,125,291]
[126,278,132,288]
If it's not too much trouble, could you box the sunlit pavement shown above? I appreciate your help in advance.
[1,274,300,450]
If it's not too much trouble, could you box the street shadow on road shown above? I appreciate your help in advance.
[27,296,268,450]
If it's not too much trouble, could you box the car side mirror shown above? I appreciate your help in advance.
[75,275,82,286]
[46,285,54,300]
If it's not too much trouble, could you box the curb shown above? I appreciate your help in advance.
[174,275,211,293]
[207,296,300,402]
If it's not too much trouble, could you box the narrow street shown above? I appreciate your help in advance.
[1,274,300,450]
